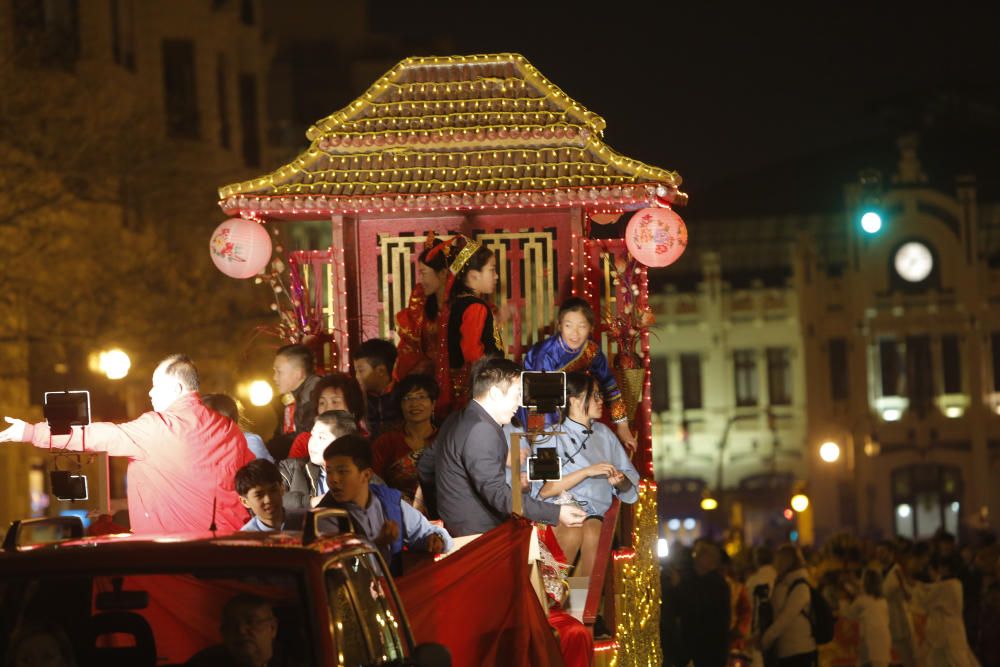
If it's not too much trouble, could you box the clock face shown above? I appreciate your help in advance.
[894,242,933,283]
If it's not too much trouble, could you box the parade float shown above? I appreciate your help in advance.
[216,53,687,666]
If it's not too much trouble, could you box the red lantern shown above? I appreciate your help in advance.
[625,207,688,267]
[209,218,272,279]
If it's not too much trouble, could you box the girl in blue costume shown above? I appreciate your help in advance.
[534,372,639,577]
[523,297,637,452]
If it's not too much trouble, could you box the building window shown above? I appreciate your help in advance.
[650,357,670,413]
[766,347,792,406]
[941,335,961,394]
[240,0,255,25]
[109,0,136,71]
[829,338,848,401]
[162,40,200,139]
[680,354,702,410]
[239,73,261,167]
[12,0,80,69]
[216,54,231,149]
[879,338,902,397]
[733,349,758,407]
[992,333,1000,392]
[906,335,933,414]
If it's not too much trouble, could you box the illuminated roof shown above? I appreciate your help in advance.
[218,53,685,218]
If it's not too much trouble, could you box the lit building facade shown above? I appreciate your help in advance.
[652,136,1000,543]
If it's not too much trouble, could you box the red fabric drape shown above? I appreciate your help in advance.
[395,518,566,667]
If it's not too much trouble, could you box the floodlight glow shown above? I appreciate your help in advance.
[700,497,719,511]
[944,406,963,419]
[657,538,669,559]
[819,441,841,463]
[99,349,131,380]
[882,408,902,422]
[897,504,912,519]
[248,380,274,407]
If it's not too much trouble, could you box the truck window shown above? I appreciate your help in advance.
[325,567,369,666]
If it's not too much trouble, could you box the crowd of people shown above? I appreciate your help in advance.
[661,530,1000,667]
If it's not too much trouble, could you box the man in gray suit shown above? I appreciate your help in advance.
[434,357,587,537]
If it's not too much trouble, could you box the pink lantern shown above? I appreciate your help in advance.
[209,218,272,279]
[625,207,688,267]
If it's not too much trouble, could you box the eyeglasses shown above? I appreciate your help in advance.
[401,393,432,403]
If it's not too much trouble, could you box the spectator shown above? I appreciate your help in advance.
[185,594,285,667]
[236,459,302,532]
[4,623,76,667]
[839,569,891,667]
[676,540,731,667]
[318,434,452,574]
[279,410,358,510]
[285,373,366,459]
[760,544,816,667]
[909,555,980,667]
[875,540,919,667]
[203,393,273,463]
[1,354,253,534]
[433,357,586,537]
[371,374,439,507]
[533,372,639,577]
[746,546,778,667]
[268,344,321,460]
[354,338,400,438]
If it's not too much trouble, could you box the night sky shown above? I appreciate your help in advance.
[370,4,1000,213]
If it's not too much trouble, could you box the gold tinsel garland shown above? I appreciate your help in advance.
[610,480,662,667]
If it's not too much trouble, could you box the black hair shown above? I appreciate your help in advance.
[560,371,598,422]
[448,239,495,303]
[276,343,315,375]
[322,433,373,471]
[314,410,360,439]
[470,356,521,399]
[311,373,366,424]
[558,297,596,328]
[235,459,282,497]
[222,594,273,630]
[418,238,448,321]
[753,545,774,567]
[394,373,440,413]
[160,354,200,391]
[354,338,398,374]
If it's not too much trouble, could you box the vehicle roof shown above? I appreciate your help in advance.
[0,530,374,574]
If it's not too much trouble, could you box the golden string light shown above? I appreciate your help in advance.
[218,53,685,213]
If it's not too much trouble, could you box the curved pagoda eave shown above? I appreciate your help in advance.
[218,53,686,219]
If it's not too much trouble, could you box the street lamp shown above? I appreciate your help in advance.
[790,493,810,513]
[819,440,841,463]
[247,380,274,407]
[98,349,131,380]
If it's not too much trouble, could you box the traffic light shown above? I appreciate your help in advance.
[860,210,882,234]
[858,168,884,235]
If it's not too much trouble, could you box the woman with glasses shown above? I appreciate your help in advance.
[371,374,439,509]
[534,372,640,577]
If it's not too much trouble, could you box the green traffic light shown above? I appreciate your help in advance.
[860,211,882,234]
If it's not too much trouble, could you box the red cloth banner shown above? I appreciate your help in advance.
[396,518,566,667]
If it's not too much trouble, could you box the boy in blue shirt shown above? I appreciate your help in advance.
[236,459,303,531]
[319,434,452,573]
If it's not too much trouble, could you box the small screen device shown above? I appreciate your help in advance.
[43,390,91,436]
[520,371,566,414]
[526,445,562,482]
[50,470,89,501]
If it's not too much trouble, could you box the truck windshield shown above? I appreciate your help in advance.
[0,570,314,666]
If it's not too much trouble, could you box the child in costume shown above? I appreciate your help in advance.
[435,235,503,412]
[523,297,637,452]
[393,234,449,382]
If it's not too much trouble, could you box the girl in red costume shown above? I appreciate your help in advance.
[393,235,449,382]
[436,235,503,412]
